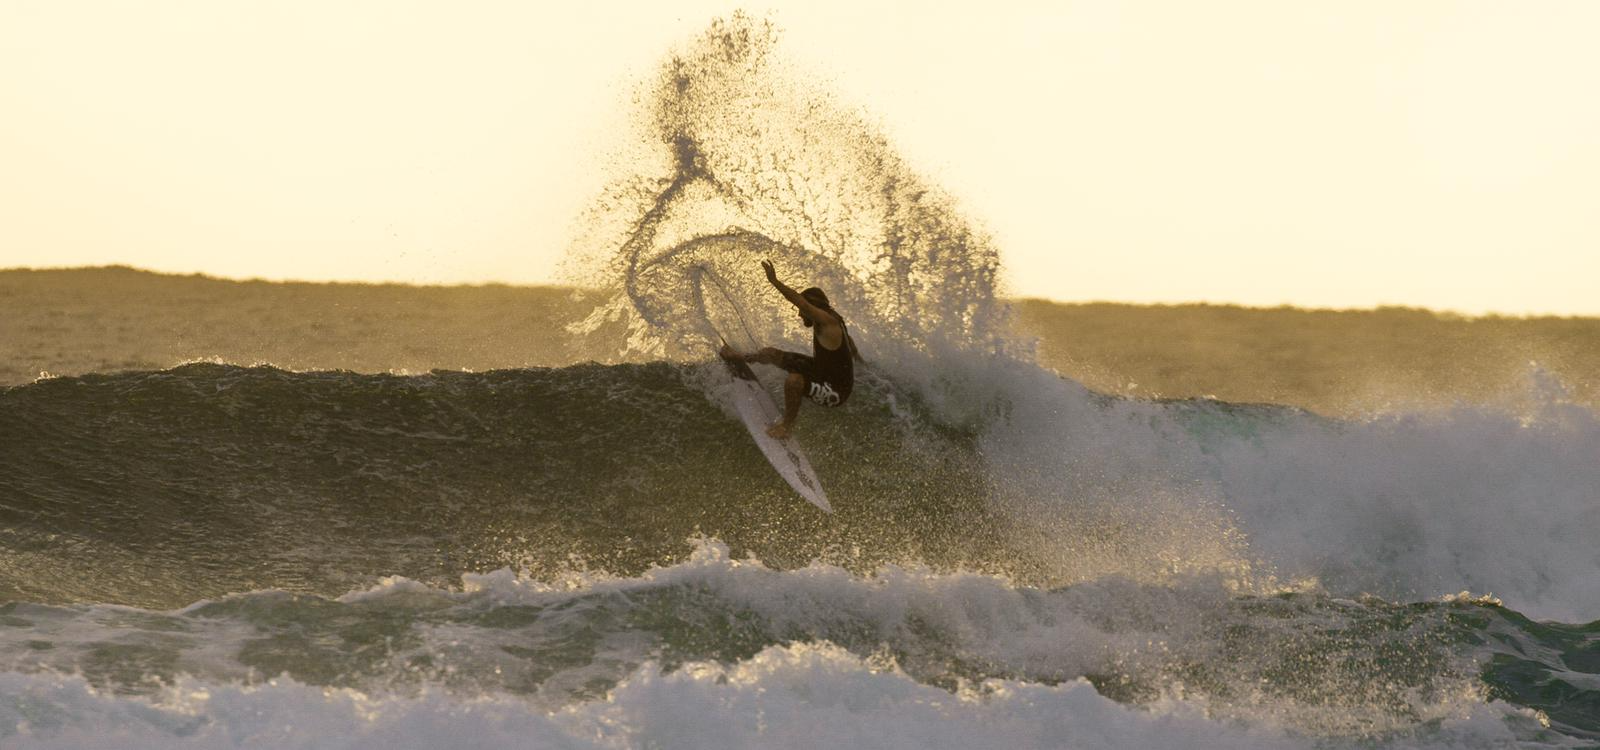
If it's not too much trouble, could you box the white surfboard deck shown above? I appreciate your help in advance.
[718,349,832,513]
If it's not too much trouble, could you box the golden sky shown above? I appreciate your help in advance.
[3,1,1597,314]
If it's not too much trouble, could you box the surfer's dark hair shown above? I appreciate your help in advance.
[800,287,831,310]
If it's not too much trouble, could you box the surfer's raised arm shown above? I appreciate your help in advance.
[762,260,840,330]
[716,259,856,441]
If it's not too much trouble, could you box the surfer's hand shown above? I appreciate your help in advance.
[761,259,778,285]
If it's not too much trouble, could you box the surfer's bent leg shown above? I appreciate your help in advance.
[772,351,814,373]
[758,350,814,439]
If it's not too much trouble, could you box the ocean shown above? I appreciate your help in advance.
[5,14,1600,749]
[2,326,1598,748]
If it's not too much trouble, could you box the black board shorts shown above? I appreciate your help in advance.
[776,351,849,407]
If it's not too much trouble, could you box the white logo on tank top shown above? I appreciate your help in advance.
[807,381,841,407]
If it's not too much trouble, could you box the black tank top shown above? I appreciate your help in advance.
[812,317,853,399]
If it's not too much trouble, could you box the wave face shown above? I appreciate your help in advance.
[3,359,1599,747]
[4,361,1599,620]
[0,362,998,607]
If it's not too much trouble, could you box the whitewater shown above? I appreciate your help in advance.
[4,14,1599,749]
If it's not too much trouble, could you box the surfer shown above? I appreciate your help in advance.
[721,260,860,439]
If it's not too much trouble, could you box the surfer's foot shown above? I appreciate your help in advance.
[766,421,791,439]
[719,344,741,361]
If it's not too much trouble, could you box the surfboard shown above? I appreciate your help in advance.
[693,263,831,512]
[715,345,833,513]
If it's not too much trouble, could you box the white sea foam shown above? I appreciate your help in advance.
[4,641,1541,750]
[384,542,1492,738]
[2,542,1511,744]
[962,354,1600,621]
[1209,395,1600,622]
